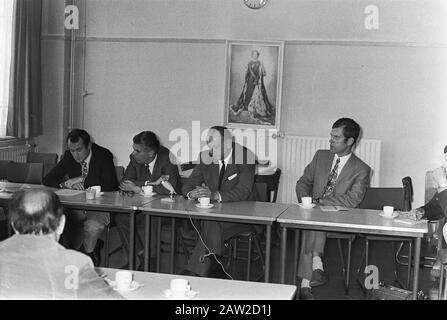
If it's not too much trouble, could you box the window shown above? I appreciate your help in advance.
[0,0,14,137]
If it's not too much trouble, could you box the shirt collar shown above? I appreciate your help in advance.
[221,150,233,165]
[83,149,92,166]
[146,154,158,171]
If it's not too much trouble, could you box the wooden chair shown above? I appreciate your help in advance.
[27,152,58,178]
[0,160,11,180]
[7,162,44,184]
[224,168,282,281]
[355,178,413,291]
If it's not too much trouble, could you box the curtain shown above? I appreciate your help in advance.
[0,0,14,137]
[7,0,42,138]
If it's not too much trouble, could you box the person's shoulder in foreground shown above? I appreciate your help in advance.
[0,188,123,300]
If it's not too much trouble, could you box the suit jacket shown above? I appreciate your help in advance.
[421,188,447,221]
[0,234,123,300]
[182,143,255,202]
[296,149,371,208]
[123,145,181,195]
[43,143,119,192]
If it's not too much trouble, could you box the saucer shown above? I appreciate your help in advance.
[298,203,315,209]
[142,192,157,197]
[379,211,399,219]
[195,203,214,209]
[109,280,143,292]
[163,289,198,299]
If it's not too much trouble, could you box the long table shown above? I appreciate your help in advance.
[276,205,428,300]
[139,196,290,282]
[0,182,159,270]
[97,267,297,300]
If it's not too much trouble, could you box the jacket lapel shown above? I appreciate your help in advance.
[335,153,357,184]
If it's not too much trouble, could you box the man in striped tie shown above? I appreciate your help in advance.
[295,118,371,300]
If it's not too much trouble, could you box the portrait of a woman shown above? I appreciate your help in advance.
[225,41,283,129]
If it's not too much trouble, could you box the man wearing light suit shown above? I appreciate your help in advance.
[181,126,256,278]
[296,118,371,300]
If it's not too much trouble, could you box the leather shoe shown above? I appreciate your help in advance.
[310,269,328,287]
[180,269,200,277]
[299,287,314,300]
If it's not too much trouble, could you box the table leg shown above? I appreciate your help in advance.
[156,217,161,272]
[264,225,271,283]
[144,214,151,272]
[293,230,300,283]
[280,227,287,284]
[129,211,136,270]
[170,218,175,274]
[412,237,421,300]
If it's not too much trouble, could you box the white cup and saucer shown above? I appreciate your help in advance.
[142,185,156,197]
[379,206,399,219]
[163,278,198,299]
[86,186,103,200]
[109,270,142,292]
[298,197,315,209]
[195,197,213,209]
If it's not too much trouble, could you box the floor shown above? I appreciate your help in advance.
[102,220,441,300]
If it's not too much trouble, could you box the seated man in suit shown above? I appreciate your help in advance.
[114,131,181,268]
[43,129,119,266]
[0,189,122,299]
[181,126,256,278]
[295,118,371,300]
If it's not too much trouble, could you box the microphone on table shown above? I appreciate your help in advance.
[161,180,176,199]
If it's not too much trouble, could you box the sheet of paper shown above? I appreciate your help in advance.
[55,189,85,197]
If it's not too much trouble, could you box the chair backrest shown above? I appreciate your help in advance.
[26,152,58,165]
[402,176,413,211]
[0,160,11,180]
[358,187,405,211]
[254,168,281,203]
[115,166,125,183]
[7,162,44,184]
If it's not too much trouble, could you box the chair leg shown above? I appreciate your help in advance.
[406,241,412,290]
[336,239,346,284]
[392,242,405,289]
[247,235,252,281]
[346,238,352,296]
[439,265,444,300]
[356,240,367,291]
[104,226,110,267]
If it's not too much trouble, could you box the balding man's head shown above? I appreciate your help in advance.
[9,189,64,236]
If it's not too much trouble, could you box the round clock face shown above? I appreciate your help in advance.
[244,0,268,9]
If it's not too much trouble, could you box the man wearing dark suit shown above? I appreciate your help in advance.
[181,126,256,278]
[295,118,371,300]
[114,131,181,267]
[43,129,119,265]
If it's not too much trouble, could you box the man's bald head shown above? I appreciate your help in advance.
[9,189,64,235]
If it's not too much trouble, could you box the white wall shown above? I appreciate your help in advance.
[40,0,447,206]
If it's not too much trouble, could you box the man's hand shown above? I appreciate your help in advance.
[188,186,220,201]
[147,175,170,186]
[63,176,84,189]
[120,180,141,193]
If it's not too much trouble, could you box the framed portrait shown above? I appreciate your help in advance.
[224,40,284,130]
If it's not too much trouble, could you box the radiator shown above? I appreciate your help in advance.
[0,144,31,162]
[279,135,381,204]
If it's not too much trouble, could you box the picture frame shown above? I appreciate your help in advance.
[224,40,284,130]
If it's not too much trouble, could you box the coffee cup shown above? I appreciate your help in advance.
[170,278,190,298]
[198,197,210,207]
[115,270,133,291]
[90,185,101,197]
[383,206,394,217]
[301,197,312,207]
[142,185,153,195]
[86,188,96,200]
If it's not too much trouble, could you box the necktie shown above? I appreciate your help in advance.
[322,157,340,198]
[145,164,152,180]
[218,161,226,190]
[81,161,88,177]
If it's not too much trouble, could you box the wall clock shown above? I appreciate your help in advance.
[243,0,268,9]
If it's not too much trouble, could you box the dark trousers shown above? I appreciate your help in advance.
[186,220,252,277]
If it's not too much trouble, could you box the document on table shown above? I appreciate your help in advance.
[320,205,349,212]
[55,189,85,197]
